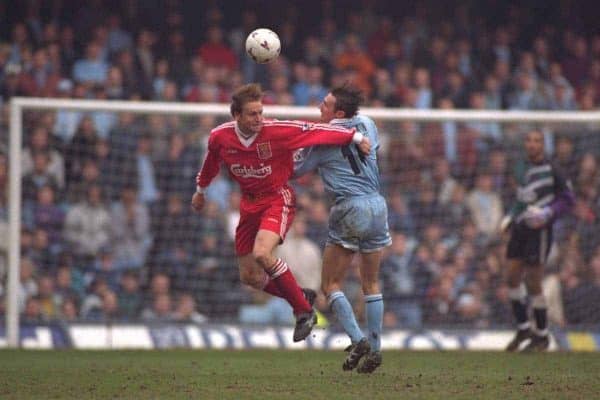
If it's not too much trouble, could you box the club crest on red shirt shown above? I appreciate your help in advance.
[257,142,272,159]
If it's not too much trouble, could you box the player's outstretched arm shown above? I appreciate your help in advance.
[274,121,362,150]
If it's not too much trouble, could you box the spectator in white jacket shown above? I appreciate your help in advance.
[467,173,503,237]
[110,187,151,269]
[275,213,322,292]
[64,185,111,260]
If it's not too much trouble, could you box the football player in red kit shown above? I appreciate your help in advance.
[192,83,370,341]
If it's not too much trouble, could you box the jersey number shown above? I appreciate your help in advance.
[342,146,361,175]
[341,123,368,175]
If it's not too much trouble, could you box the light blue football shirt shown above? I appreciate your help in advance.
[294,114,382,202]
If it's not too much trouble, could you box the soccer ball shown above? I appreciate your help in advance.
[245,28,281,64]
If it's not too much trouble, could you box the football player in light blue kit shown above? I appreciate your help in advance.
[294,84,391,373]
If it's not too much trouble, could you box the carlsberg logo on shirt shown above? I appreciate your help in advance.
[230,164,272,178]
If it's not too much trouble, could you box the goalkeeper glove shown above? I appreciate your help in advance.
[523,205,553,229]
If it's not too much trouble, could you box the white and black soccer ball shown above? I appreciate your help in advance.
[245,28,281,64]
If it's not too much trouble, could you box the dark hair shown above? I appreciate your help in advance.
[230,83,263,117]
[331,83,364,118]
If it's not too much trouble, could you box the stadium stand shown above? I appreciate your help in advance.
[1,0,600,330]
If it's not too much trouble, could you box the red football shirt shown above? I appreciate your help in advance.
[196,120,355,195]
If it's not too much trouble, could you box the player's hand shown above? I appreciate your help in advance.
[357,137,371,155]
[191,192,205,213]
[523,205,553,229]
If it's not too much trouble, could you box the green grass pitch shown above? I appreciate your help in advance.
[1,350,599,399]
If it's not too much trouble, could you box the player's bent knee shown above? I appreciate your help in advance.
[252,245,274,269]
[239,269,264,289]
[253,252,272,269]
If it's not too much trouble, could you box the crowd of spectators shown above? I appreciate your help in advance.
[1,0,600,329]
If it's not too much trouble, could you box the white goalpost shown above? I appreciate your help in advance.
[6,96,600,348]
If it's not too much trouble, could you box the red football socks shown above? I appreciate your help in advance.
[266,259,311,315]
[262,276,284,297]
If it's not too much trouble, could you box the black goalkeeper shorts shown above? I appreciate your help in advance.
[506,222,553,265]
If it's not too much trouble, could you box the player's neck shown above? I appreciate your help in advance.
[235,123,257,139]
[239,129,255,139]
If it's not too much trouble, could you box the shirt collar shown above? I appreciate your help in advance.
[235,122,258,147]
[330,117,354,125]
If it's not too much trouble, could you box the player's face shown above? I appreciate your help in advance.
[235,101,263,136]
[319,93,337,123]
[525,131,545,162]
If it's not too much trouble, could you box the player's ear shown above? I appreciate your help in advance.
[231,103,242,120]
[334,109,346,119]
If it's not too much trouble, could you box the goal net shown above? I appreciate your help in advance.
[3,97,600,347]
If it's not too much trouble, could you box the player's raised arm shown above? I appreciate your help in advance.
[268,120,370,154]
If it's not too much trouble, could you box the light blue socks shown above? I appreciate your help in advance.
[365,293,383,352]
[328,291,365,344]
